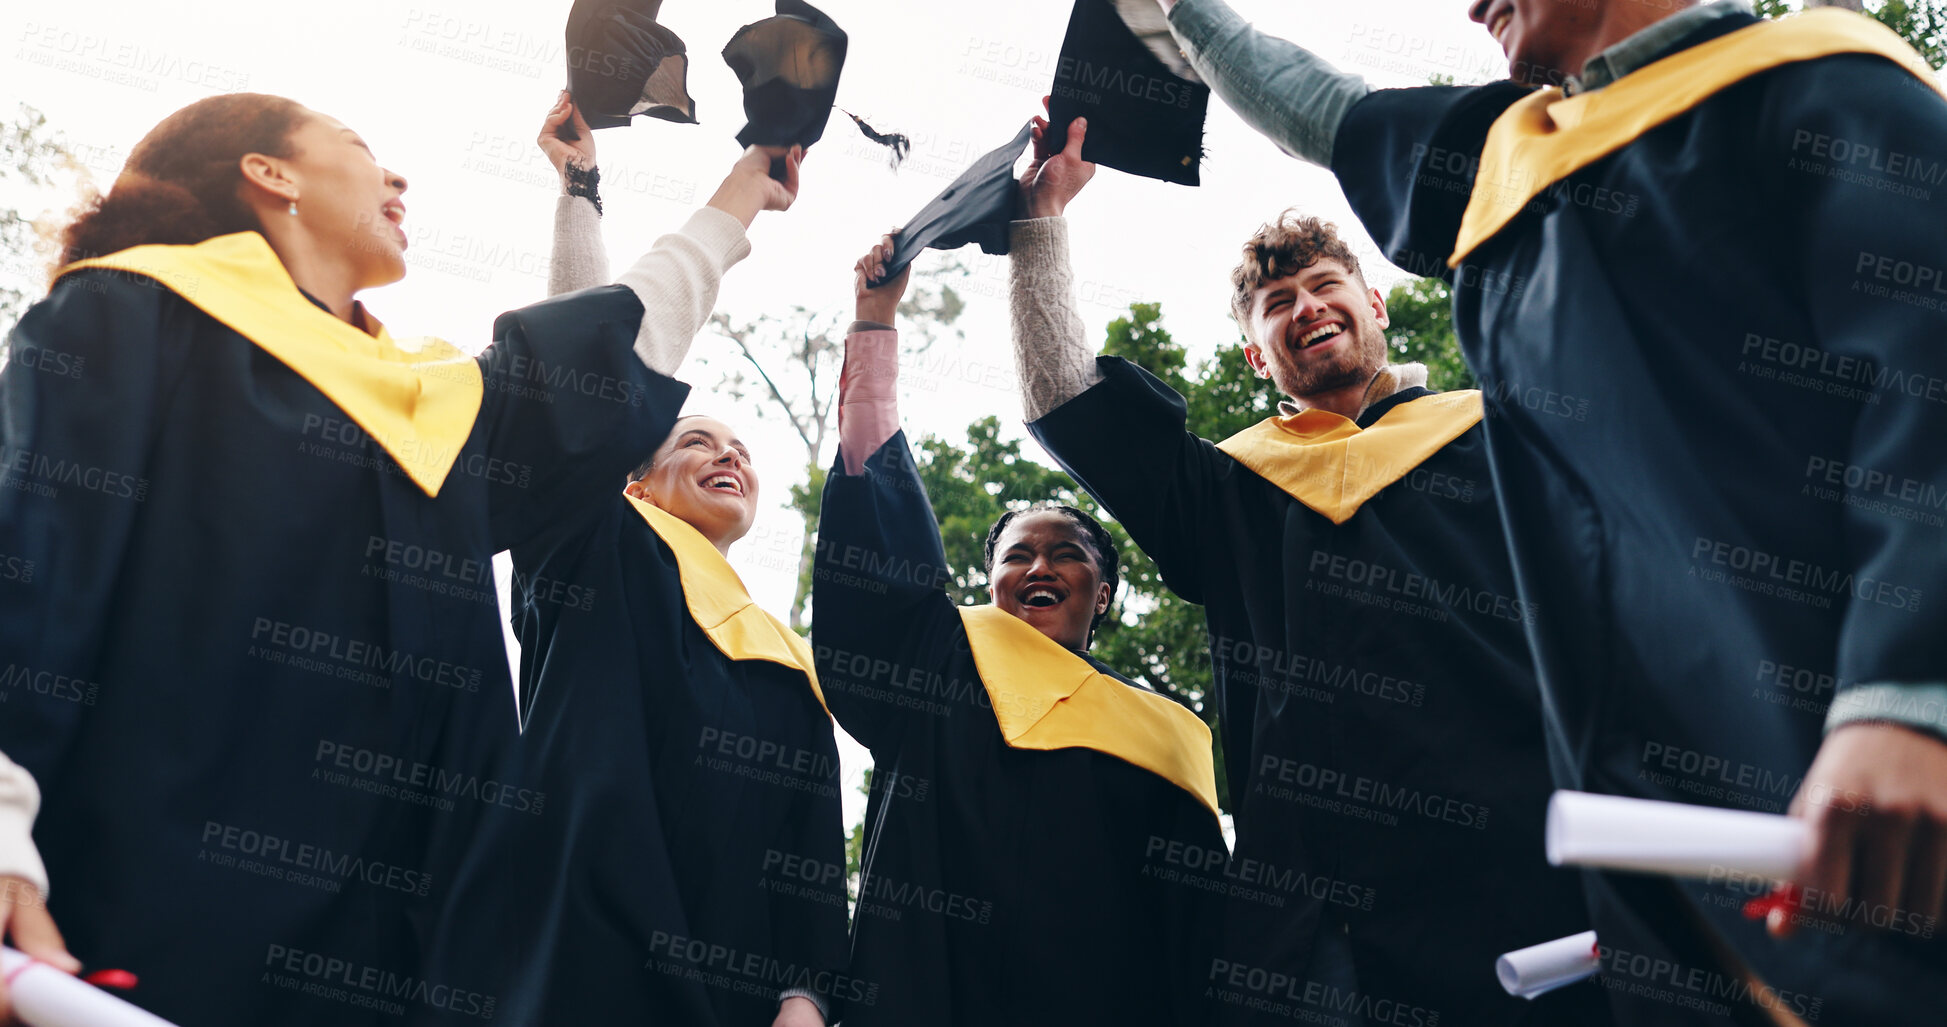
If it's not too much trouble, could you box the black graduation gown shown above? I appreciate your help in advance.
[0,232,677,1026]
[1325,9,1947,1024]
[814,431,1225,1027]
[1030,363,1609,1025]
[425,493,849,1026]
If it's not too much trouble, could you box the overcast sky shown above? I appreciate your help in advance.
[2,0,1518,821]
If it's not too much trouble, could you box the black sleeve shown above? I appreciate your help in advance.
[1758,55,1947,726]
[1026,356,1230,604]
[0,273,182,784]
[1329,82,1533,281]
[477,284,690,553]
[812,431,966,754]
[767,720,851,1015]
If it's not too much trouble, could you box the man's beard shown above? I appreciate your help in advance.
[1269,327,1385,401]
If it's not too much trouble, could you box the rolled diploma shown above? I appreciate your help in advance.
[1496,930,1599,999]
[1546,791,1810,880]
[1,949,180,1027]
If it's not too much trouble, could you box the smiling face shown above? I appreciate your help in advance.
[1467,0,1612,87]
[251,111,411,290]
[626,417,760,553]
[1243,258,1391,403]
[987,511,1113,653]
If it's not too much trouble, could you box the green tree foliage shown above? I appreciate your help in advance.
[1869,0,1947,67]
[1382,278,1473,391]
[1756,0,1947,69]
[0,105,80,331]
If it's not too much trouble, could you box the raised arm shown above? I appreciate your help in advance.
[536,93,802,377]
[812,240,969,754]
[1159,0,1371,167]
[1009,113,1103,421]
[1009,115,1228,603]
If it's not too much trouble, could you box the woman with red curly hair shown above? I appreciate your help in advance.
[0,91,802,1026]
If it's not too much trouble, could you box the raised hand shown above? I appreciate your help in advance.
[538,90,597,182]
[855,232,910,325]
[708,145,805,228]
[1020,98,1097,219]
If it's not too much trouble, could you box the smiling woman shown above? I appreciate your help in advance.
[417,94,843,1027]
[806,233,1224,1027]
[982,504,1118,652]
[626,415,763,556]
[58,94,411,323]
[0,89,765,1026]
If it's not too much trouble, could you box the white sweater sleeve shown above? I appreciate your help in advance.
[549,196,754,378]
[1007,217,1105,421]
[0,751,47,896]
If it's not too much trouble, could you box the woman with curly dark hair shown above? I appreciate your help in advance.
[808,235,1225,1027]
[0,91,803,1026]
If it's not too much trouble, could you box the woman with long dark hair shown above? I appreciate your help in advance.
[0,91,802,1026]
[810,236,1226,1026]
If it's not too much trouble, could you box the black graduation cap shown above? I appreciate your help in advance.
[564,0,698,131]
[722,0,848,149]
[723,0,910,167]
[1047,0,1210,186]
[875,120,1036,283]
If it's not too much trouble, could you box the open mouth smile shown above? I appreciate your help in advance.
[1292,322,1345,351]
[1019,585,1066,609]
[700,473,745,496]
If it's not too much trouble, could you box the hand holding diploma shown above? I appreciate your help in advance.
[1545,791,1810,880]
[0,879,78,1027]
[1773,723,1947,939]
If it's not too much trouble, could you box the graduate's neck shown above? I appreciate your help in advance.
[260,228,366,329]
[1287,380,1368,421]
[1551,0,1704,85]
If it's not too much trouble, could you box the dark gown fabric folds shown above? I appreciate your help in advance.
[0,236,674,1027]
[814,431,1224,1027]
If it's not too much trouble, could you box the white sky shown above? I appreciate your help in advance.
[1,0,1509,822]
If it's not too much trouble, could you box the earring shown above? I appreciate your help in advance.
[287,198,299,216]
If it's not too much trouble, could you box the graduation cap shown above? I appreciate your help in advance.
[722,0,909,168]
[875,120,1037,283]
[564,0,698,131]
[1047,0,1210,186]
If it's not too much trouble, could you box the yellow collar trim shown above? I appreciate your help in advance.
[627,496,829,715]
[1216,391,1482,524]
[57,233,483,497]
[1451,10,1945,267]
[958,605,1219,819]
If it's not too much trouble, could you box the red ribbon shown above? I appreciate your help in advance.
[1742,884,1802,922]
[3,959,138,991]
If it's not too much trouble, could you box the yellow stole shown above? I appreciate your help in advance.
[627,496,829,715]
[1450,9,1946,267]
[1215,392,1483,524]
[57,232,483,497]
[959,605,1220,820]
